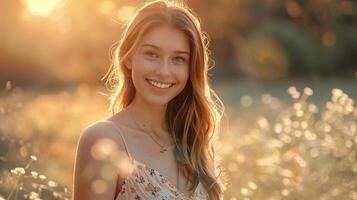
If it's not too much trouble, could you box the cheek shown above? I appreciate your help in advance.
[130,57,147,85]
[182,67,190,82]
[177,67,190,87]
[131,56,153,73]
[131,54,142,68]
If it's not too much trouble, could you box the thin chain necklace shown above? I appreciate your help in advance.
[127,109,173,154]
[126,109,185,194]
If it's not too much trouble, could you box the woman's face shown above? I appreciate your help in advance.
[128,25,190,106]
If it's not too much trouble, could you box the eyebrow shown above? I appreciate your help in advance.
[141,44,190,55]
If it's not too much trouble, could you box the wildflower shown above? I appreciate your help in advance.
[48,180,58,187]
[39,174,47,180]
[30,155,37,161]
[10,167,25,175]
[29,191,39,199]
[31,171,38,178]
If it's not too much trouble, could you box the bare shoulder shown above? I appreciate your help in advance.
[72,118,128,200]
[77,119,127,152]
[80,120,117,140]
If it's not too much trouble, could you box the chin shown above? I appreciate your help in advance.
[144,94,180,106]
[146,98,171,106]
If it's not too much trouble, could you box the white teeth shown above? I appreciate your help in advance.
[148,79,173,89]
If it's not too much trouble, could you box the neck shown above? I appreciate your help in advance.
[125,96,169,138]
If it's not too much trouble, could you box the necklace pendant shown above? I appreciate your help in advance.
[160,148,167,153]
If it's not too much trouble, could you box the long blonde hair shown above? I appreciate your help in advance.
[102,1,226,199]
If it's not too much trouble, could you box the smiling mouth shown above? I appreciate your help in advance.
[146,79,175,89]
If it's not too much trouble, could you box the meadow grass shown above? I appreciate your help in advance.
[0,80,356,200]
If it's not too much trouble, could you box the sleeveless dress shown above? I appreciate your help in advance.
[104,120,209,200]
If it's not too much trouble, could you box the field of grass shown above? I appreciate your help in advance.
[0,78,356,200]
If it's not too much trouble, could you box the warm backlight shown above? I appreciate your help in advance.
[25,0,62,16]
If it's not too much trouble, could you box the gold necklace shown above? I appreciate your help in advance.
[127,109,184,194]
[127,109,173,153]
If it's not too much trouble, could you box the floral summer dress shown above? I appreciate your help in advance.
[104,120,209,200]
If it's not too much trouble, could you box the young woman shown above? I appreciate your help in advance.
[73,0,225,199]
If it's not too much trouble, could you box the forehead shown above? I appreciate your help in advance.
[139,25,190,52]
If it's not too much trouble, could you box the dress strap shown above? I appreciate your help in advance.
[102,120,133,161]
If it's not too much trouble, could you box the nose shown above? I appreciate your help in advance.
[156,57,171,77]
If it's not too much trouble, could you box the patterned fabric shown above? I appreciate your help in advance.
[115,159,208,200]
[102,120,208,200]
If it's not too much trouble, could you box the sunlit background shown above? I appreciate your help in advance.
[0,0,357,199]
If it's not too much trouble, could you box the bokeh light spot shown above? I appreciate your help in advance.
[91,179,107,194]
[25,0,63,16]
[116,5,135,22]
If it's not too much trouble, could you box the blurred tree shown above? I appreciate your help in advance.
[1,0,357,86]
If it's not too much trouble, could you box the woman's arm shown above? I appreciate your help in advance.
[72,122,119,200]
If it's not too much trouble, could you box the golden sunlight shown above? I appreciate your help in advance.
[116,5,135,22]
[25,0,62,16]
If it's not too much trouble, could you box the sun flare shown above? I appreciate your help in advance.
[25,0,62,16]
